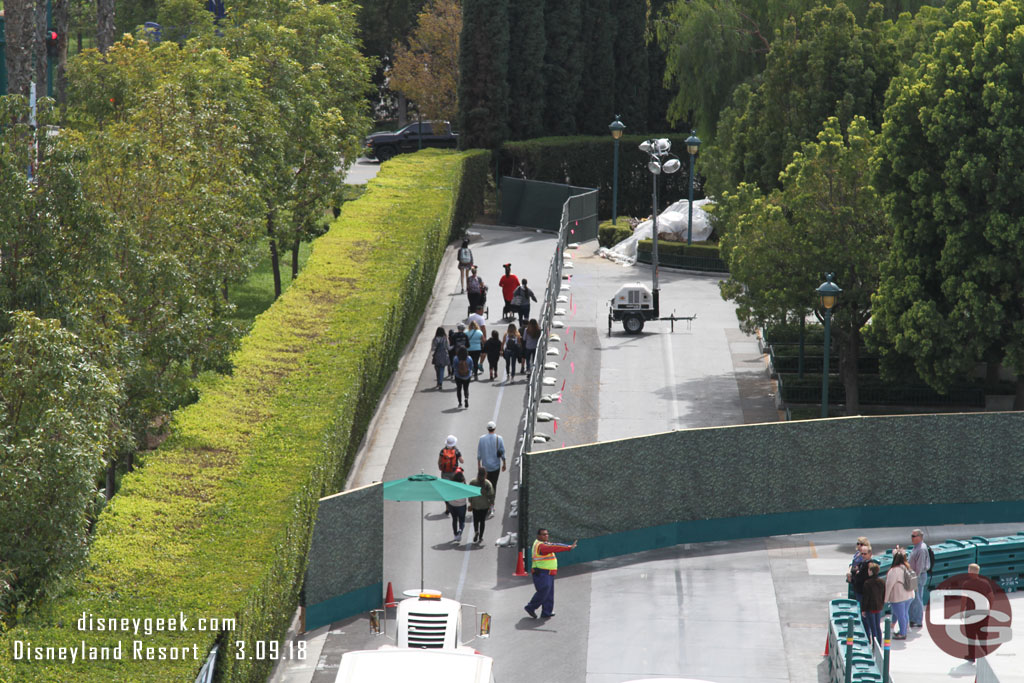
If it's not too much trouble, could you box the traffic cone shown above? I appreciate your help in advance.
[822,633,829,657]
[514,550,528,577]
[384,582,397,607]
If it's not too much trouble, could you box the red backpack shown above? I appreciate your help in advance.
[439,447,458,473]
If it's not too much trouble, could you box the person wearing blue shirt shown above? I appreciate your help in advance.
[477,421,506,518]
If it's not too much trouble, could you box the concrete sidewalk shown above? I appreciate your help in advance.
[270,226,1023,683]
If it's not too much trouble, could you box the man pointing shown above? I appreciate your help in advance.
[524,528,577,619]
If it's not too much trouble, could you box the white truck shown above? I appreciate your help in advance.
[335,591,494,683]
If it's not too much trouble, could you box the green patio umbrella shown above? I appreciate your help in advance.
[382,473,481,591]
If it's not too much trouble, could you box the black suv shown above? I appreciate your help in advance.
[363,121,459,161]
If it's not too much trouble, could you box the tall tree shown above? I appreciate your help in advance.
[871,0,1024,406]
[541,0,582,135]
[3,0,36,96]
[356,0,429,120]
[507,0,546,140]
[457,0,509,148]
[389,0,461,123]
[576,0,616,135]
[718,117,889,413]
[708,3,904,196]
[612,0,649,132]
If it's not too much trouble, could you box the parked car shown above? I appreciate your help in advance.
[364,121,458,161]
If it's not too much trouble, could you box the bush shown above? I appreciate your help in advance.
[0,149,488,682]
[498,134,704,220]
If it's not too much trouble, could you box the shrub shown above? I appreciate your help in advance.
[0,149,487,682]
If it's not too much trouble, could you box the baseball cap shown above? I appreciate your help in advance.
[486,421,496,431]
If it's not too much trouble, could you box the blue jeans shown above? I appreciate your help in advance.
[891,598,911,635]
[526,569,554,616]
[434,364,445,386]
[863,610,882,646]
[909,571,928,624]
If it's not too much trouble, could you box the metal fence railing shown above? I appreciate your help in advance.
[515,189,597,555]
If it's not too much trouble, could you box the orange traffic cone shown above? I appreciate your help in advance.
[514,550,528,577]
[822,633,829,657]
[384,582,397,607]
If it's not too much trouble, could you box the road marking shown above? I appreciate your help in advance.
[663,332,680,426]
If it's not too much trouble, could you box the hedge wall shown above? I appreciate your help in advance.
[0,149,488,683]
[498,134,704,220]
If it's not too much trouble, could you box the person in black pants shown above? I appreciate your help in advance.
[468,469,495,544]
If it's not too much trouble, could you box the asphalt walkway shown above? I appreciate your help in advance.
[271,225,1024,683]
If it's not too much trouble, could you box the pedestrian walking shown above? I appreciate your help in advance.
[468,468,495,545]
[453,347,474,408]
[448,470,468,542]
[510,278,537,328]
[449,323,469,378]
[962,563,994,662]
[466,266,486,316]
[476,421,506,518]
[884,548,916,638]
[438,435,463,515]
[498,263,520,320]
[523,319,541,374]
[429,326,449,390]
[908,528,931,627]
[861,563,885,646]
[483,330,502,381]
[467,305,487,338]
[502,323,522,382]
[466,321,484,380]
[457,239,473,293]
[524,528,577,619]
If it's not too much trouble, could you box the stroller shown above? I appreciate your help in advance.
[467,285,489,318]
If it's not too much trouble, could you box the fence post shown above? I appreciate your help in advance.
[882,616,891,682]
[843,619,854,683]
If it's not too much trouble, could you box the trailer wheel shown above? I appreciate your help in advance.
[622,314,645,334]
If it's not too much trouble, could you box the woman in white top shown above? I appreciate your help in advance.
[884,549,916,638]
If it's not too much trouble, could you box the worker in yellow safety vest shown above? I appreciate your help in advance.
[524,528,577,619]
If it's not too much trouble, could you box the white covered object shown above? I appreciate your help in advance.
[599,198,714,265]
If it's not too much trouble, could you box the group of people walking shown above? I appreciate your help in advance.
[436,422,506,544]
[847,529,932,645]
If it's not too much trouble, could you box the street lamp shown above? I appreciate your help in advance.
[685,130,701,245]
[609,116,626,225]
[639,138,682,317]
[817,273,842,418]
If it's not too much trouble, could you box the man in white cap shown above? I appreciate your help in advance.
[438,435,463,515]
[477,422,506,519]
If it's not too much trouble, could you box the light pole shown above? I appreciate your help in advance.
[685,130,701,245]
[609,116,625,225]
[817,273,842,418]
[639,138,682,316]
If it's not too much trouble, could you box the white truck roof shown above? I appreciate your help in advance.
[335,647,494,683]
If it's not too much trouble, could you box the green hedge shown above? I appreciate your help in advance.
[777,374,987,407]
[498,134,703,220]
[0,149,488,682]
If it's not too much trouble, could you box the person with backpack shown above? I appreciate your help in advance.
[456,239,473,293]
[453,347,474,408]
[438,435,463,515]
[908,529,932,627]
[510,278,538,328]
[501,323,522,382]
[429,326,449,390]
[466,266,487,316]
[884,548,916,639]
[522,319,541,375]
[449,323,469,378]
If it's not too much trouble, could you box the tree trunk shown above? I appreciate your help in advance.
[33,0,47,93]
[96,0,116,53]
[105,457,116,500]
[398,92,408,127]
[1014,376,1024,411]
[3,0,36,97]
[53,0,70,112]
[291,239,300,279]
[841,331,860,415]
